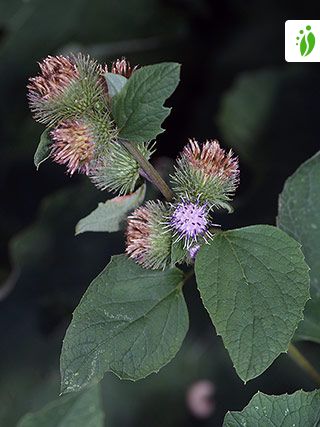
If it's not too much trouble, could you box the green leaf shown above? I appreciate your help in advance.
[278,151,320,343]
[60,255,188,393]
[112,62,180,143]
[104,72,128,97]
[34,129,52,170]
[223,389,320,426]
[75,184,146,235]
[195,225,310,382]
[17,386,104,427]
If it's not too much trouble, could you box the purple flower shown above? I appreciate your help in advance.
[188,245,200,260]
[169,198,214,248]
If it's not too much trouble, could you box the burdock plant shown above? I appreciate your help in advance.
[19,53,320,427]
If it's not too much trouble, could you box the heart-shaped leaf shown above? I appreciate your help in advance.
[195,225,310,382]
[60,255,188,393]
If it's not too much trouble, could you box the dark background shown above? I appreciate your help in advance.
[1,0,320,425]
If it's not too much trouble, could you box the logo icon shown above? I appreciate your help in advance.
[296,25,315,56]
[285,20,320,62]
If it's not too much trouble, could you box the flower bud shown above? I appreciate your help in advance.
[50,119,95,175]
[50,112,117,176]
[90,141,154,195]
[27,54,106,126]
[101,57,137,78]
[188,244,200,260]
[126,201,172,270]
[171,139,239,211]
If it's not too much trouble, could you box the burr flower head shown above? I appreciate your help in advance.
[168,198,213,249]
[27,54,107,126]
[111,57,137,78]
[102,57,137,79]
[184,139,238,181]
[90,141,154,195]
[50,119,95,175]
[171,202,208,239]
[27,56,78,104]
[126,201,172,270]
[171,139,239,210]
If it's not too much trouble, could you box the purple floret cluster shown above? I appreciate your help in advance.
[170,198,213,249]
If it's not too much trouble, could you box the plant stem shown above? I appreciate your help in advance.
[288,343,320,386]
[119,139,173,201]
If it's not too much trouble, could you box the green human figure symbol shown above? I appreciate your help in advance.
[296,25,316,56]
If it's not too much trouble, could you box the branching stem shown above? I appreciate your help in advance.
[119,139,173,201]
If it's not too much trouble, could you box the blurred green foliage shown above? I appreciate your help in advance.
[1,0,320,426]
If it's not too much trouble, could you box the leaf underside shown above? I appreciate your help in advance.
[104,72,127,97]
[75,184,146,234]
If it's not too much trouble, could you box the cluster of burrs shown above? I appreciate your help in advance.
[126,139,239,269]
[27,55,152,195]
[27,55,239,270]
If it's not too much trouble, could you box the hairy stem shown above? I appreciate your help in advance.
[288,343,320,386]
[119,139,173,201]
